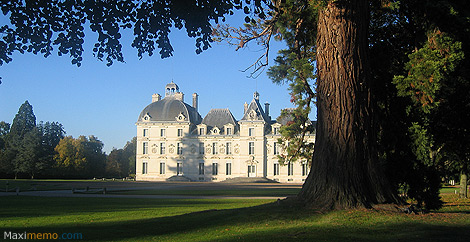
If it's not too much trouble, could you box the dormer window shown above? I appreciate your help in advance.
[273,127,279,135]
[197,125,207,135]
[272,124,281,135]
[224,124,234,135]
[143,113,151,122]
[176,113,186,122]
[211,127,220,135]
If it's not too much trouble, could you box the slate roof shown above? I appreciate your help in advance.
[240,92,270,122]
[138,97,202,124]
[202,109,238,131]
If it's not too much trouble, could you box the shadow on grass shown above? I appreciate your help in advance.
[3,197,470,242]
[0,196,251,219]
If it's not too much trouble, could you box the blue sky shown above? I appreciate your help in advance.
[0,14,316,154]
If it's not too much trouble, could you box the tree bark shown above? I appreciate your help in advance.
[298,0,400,210]
[460,172,468,198]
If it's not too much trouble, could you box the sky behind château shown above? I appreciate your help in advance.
[0,14,317,154]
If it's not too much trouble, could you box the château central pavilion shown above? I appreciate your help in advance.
[136,82,315,182]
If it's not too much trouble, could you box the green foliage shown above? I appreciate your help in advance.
[266,1,318,164]
[367,0,470,210]
[124,136,137,174]
[0,121,10,150]
[54,135,106,178]
[0,101,67,178]
[0,0,259,66]
[9,100,36,140]
[15,127,42,179]
[5,100,37,178]
[408,122,435,166]
[393,31,464,114]
[105,137,136,178]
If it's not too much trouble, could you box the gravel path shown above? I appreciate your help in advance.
[0,181,300,200]
[0,189,286,199]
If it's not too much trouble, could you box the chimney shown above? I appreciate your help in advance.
[244,102,248,114]
[174,92,184,101]
[265,102,270,117]
[192,93,198,111]
[152,93,161,103]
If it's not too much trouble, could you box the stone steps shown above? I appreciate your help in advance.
[166,175,192,182]
[221,177,278,183]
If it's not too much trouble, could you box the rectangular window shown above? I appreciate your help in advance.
[288,162,294,176]
[177,143,183,155]
[199,142,205,154]
[160,162,165,174]
[142,161,148,174]
[273,163,280,176]
[273,127,279,135]
[226,127,232,135]
[249,128,254,136]
[248,142,254,155]
[248,165,256,176]
[301,163,307,176]
[212,142,218,155]
[177,162,183,175]
[274,142,279,155]
[177,128,183,137]
[226,142,232,155]
[143,129,148,137]
[160,142,165,154]
[212,163,218,175]
[199,163,205,175]
[199,128,205,135]
[226,163,232,175]
[143,142,148,154]
[160,129,166,137]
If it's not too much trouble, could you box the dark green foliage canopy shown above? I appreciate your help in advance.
[1,0,469,208]
[10,100,36,139]
[0,0,271,67]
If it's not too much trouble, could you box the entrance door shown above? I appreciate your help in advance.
[177,163,183,176]
[248,165,256,177]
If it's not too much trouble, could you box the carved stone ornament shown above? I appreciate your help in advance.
[234,148,240,154]
[249,110,257,120]
[169,148,174,154]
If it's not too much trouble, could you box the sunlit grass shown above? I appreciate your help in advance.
[1,193,469,241]
[107,188,300,196]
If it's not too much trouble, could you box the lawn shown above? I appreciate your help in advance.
[107,188,300,196]
[1,194,469,241]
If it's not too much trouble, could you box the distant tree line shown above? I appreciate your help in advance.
[0,101,135,179]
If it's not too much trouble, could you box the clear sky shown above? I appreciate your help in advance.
[0,14,316,154]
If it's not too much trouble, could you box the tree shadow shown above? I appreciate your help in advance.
[4,200,470,241]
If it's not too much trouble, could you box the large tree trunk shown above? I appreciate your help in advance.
[460,172,468,198]
[298,0,400,210]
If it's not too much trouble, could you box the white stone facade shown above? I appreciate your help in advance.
[135,82,315,183]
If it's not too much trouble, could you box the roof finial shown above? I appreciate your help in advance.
[253,91,259,100]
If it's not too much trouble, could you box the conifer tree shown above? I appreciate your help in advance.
[8,101,37,178]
